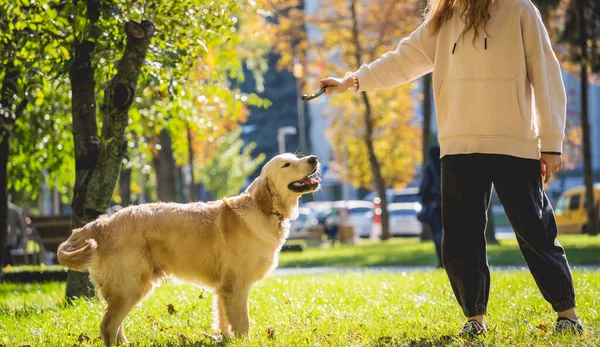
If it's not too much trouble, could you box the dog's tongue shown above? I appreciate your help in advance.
[302,176,321,184]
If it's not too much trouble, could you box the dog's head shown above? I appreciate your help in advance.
[246,154,320,220]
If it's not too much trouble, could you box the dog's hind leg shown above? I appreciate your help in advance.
[99,276,151,346]
[101,298,137,346]
[219,285,250,337]
[213,294,231,335]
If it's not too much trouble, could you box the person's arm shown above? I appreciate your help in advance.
[321,23,436,93]
[354,23,436,92]
[521,3,566,154]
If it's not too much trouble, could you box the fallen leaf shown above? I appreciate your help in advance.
[536,323,551,331]
[267,327,276,339]
[167,304,177,315]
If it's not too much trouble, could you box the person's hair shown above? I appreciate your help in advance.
[425,0,494,41]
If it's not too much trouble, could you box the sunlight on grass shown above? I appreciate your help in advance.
[1,270,598,346]
[279,235,600,268]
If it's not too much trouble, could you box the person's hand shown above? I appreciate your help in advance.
[320,76,351,95]
[540,153,563,184]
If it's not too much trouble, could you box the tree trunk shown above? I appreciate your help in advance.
[67,39,99,299]
[187,124,196,202]
[66,20,155,300]
[420,74,433,242]
[422,74,432,168]
[349,0,390,240]
[578,0,596,235]
[0,62,16,270]
[1,61,27,270]
[0,135,7,270]
[152,129,178,202]
[119,159,132,206]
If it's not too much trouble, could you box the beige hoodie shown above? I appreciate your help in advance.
[354,0,566,160]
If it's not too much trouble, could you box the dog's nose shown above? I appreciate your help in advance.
[307,155,318,165]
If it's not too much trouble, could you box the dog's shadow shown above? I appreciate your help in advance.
[154,333,234,347]
[157,342,227,347]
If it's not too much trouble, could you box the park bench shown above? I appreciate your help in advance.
[10,214,71,265]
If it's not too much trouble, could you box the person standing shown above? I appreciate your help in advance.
[320,0,583,335]
[418,145,443,268]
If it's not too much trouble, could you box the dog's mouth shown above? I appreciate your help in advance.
[288,170,321,192]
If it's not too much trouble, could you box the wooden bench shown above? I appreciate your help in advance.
[29,214,72,256]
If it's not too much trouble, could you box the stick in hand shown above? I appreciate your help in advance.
[301,87,327,102]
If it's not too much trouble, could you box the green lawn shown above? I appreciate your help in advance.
[1,270,599,346]
[280,234,600,268]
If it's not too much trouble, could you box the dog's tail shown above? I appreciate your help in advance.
[57,221,101,272]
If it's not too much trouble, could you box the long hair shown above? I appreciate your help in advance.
[425,0,494,41]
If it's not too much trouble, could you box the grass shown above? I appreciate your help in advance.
[279,234,600,268]
[2,264,65,273]
[1,270,599,346]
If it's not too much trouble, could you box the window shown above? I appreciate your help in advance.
[390,209,415,216]
[555,196,568,214]
[350,207,372,215]
[569,194,581,210]
[392,194,419,203]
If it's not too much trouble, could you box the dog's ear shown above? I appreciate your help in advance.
[246,176,275,214]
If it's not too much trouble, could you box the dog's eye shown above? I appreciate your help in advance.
[282,163,291,168]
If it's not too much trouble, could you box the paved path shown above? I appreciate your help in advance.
[273,264,600,276]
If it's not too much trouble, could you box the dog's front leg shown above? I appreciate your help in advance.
[213,294,231,334]
[218,285,250,337]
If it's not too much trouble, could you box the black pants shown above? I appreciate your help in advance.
[430,209,443,266]
[441,154,576,317]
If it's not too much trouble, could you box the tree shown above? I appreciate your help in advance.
[0,0,274,298]
[0,1,73,271]
[552,0,600,235]
[198,129,265,199]
[152,129,179,202]
[275,0,422,239]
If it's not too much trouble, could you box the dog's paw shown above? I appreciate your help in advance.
[200,332,222,343]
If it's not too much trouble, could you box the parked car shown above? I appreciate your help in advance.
[388,203,422,237]
[554,183,600,234]
[364,188,422,205]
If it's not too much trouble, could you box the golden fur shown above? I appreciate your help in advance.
[57,154,320,346]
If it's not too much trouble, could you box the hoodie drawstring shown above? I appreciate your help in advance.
[451,30,489,54]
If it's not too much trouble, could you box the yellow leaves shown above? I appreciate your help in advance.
[327,83,421,189]
[273,0,424,189]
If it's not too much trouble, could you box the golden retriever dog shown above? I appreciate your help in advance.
[57,153,320,346]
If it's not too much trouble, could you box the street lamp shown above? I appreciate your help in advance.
[277,126,297,154]
[293,57,307,152]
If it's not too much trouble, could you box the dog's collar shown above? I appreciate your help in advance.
[269,211,286,223]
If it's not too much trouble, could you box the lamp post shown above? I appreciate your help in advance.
[293,57,307,153]
[277,126,297,154]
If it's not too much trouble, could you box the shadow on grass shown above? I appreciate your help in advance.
[280,235,600,268]
[488,243,600,265]
[158,335,241,347]
[373,335,486,347]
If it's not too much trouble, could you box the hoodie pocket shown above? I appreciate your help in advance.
[437,78,523,140]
